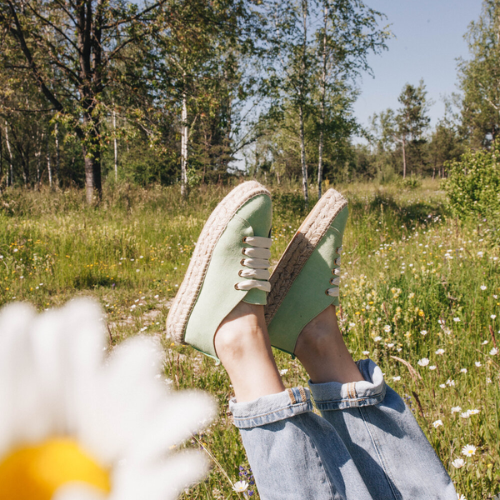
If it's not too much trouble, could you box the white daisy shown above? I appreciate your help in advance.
[457,494,466,500]
[480,285,487,291]
[475,361,481,367]
[451,406,461,414]
[0,300,215,500]
[362,351,370,356]
[429,366,437,370]
[468,409,480,415]
[420,330,428,336]
[452,458,465,469]
[374,336,382,342]
[486,377,492,384]
[482,340,489,345]
[460,368,467,374]
[435,349,445,355]
[417,358,429,367]
[432,420,443,428]
[279,369,289,376]
[439,384,446,389]
[460,411,470,419]
[446,379,455,387]
[392,376,401,382]
[490,347,499,356]
[491,315,497,320]
[233,481,249,493]
[453,317,461,323]
[383,325,391,333]
[461,444,476,457]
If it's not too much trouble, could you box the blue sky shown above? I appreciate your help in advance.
[353,0,483,132]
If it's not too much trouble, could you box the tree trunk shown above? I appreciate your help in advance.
[0,128,3,186]
[5,124,13,187]
[180,91,189,198]
[82,112,102,204]
[55,122,60,188]
[317,4,327,199]
[47,133,52,188]
[299,103,309,209]
[402,137,407,178]
[36,134,43,189]
[113,107,118,181]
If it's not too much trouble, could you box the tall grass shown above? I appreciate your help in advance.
[0,180,498,499]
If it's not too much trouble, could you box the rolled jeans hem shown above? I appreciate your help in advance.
[229,386,312,429]
[309,359,386,411]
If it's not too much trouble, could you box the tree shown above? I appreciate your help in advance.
[315,0,389,197]
[458,0,500,147]
[395,81,431,177]
[0,0,168,203]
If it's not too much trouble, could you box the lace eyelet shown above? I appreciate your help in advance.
[240,259,246,266]
[331,269,336,275]
[329,278,337,285]
[241,248,247,256]
[234,284,240,290]
[242,237,247,243]
[238,270,244,277]
[325,290,330,295]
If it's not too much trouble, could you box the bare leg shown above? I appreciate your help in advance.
[214,302,284,402]
[294,305,364,384]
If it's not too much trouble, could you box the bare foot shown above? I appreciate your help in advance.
[294,305,364,384]
[214,302,284,402]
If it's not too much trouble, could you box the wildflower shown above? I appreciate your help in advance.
[460,411,470,419]
[349,322,356,328]
[475,361,481,367]
[374,336,382,342]
[446,379,455,387]
[460,368,467,374]
[233,481,249,492]
[468,409,480,415]
[451,406,461,414]
[453,317,461,322]
[408,292,415,299]
[420,330,428,336]
[482,340,489,345]
[362,351,370,356]
[457,494,466,500]
[435,348,445,355]
[439,384,446,389]
[392,376,401,382]
[432,420,443,428]
[490,347,499,356]
[480,285,487,291]
[279,369,288,376]
[429,366,436,370]
[0,299,215,499]
[461,444,476,457]
[452,458,465,469]
[417,358,429,367]
[383,325,391,333]
[491,315,497,320]
[387,343,394,348]
[486,377,492,384]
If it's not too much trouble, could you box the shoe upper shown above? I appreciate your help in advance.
[184,193,272,358]
[267,205,348,355]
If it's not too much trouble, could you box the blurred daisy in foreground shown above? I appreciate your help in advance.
[0,299,215,500]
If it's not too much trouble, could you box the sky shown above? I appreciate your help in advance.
[353,0,484,133]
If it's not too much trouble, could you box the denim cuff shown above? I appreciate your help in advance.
[309,359,386,411]
[229,386,313,429]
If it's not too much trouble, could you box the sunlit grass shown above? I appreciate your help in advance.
[0,179,498,499]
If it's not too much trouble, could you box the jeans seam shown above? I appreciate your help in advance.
[308,436,337,499]
[314,390,385,406]
[232,402,311,422]
[358,406,402,500]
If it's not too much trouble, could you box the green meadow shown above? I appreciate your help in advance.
[0,180,499,499]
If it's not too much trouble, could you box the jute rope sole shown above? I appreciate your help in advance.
[167,181,271,344]
[265,189,347,324]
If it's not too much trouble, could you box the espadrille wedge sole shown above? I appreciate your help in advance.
[167,181,271,347]
[265,189,348,327]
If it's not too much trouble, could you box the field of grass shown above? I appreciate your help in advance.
[0,179,499,499]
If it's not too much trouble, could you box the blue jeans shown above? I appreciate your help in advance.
[229,360,456,500]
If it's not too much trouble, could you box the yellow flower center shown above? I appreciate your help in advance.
[0,438,111,500]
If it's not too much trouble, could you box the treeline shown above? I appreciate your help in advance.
[0,0,498,203]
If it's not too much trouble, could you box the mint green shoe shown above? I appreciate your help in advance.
[166,181,272,359]
[265,189,348,355]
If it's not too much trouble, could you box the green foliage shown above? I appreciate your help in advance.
[444,142,500,222]
[401,174,422,190]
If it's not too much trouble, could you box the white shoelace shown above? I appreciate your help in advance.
[235,236,272,292]
[326,246,342,297]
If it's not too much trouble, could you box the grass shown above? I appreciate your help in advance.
[0,179,499,499]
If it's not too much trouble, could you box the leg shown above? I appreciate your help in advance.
[215,302,373,500]
[295,305,457,500]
